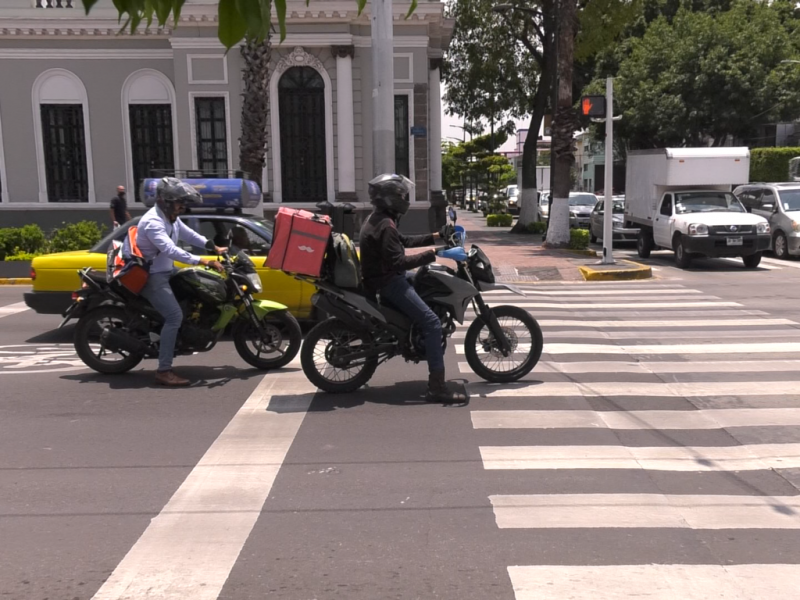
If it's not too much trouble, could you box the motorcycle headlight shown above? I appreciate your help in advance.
[757,222,770,234]
[246,272,263,293]
[688,223,708,236]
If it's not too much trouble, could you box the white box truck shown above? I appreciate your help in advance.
[625,148,771,269]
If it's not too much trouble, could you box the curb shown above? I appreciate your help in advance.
[563,249,598,257]
[579,260,652,281]
[0,278,32,285]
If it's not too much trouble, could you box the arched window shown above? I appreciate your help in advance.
[122,70,178,201]
[32,69,94,202]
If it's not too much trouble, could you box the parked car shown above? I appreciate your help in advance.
[505,185,520,214]
[734,183,800,259]
[567,192,598,228]
[590,197,639,243]
[23,214,316,319]
[537,190,550,222]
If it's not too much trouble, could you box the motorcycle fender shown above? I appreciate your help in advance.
[212,303,239,331]
[251,299,289,319]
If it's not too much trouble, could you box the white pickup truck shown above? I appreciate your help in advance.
[625,148,771,269]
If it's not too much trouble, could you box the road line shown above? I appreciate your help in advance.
[719,257,781,270]
[482,288,699,296]
[460,358,800,374]
[491,494,800,529]
[91,371,317,600]
[508,564,800,600]
[761,256,800,269]
[478,380,800,397]
[452,328,800,340]
[0,302,29,319]
[471,408,800,430]
[478,443,800,471]
[457,309,770,323]
[477,301,741,309]
[456,341,800,355]
[535,318,794,328]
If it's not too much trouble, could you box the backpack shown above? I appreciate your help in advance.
[325,232,361,289]
[106,226,151,294]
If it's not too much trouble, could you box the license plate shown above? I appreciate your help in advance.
[727,236,743,246]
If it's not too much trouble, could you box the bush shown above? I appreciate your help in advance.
[569,228,590,250]
[487,213,513,227]
[5,251,41,262]
[0,228,24,260]
[49,221,106,253]
[17,224,47,254]
[750,147,800,183]
[527,221,547,234]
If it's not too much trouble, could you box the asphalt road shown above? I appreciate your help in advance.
[3,250,800,599]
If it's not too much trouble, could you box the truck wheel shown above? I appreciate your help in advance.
[674,236,692,269]
[774,232,789,260]
[637,230,653,259]
[743,253,762,269]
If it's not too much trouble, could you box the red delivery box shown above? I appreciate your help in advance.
[267,207,333,277]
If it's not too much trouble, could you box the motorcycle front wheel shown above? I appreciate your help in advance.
[233,310,302,370]
[464,305,543,383]
[74,306,144,374]
[300,318,378,393]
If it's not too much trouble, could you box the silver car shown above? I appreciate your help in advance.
[590,197,639,243]
[506,185,520,214]
[734,183,800,259]
[567,192,598,228]
[538,190,550,221]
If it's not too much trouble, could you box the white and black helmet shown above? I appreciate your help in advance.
[368,174,415,217]
[155,177,203,210]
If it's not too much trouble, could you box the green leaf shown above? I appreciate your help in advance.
[236,0,263,39]
[355,0,366,16]
[219,0,248,49]
[82,0,100,15]
[144,0,154,28]
[405,0,417,20]
[154,0,171,24]
[172,0,186,25]
[259,0,273,40]
[274,0,287,42]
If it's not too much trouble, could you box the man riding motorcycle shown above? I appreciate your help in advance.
[136,177,226,386]
[359,173,467,403]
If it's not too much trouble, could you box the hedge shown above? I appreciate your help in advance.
[487,213,513,227]
[0,221,106,260]
[569,228,590,250]
[527,221,547,234]
[750,147,800,183]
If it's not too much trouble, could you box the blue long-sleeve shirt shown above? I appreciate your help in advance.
[136,207,208,273]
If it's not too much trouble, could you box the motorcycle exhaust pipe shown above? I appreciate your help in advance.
[100,326,147,354]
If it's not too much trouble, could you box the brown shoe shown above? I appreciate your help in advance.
[155,370,191,387]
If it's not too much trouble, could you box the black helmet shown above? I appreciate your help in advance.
[155,177,203,211]
[368,174,414,217]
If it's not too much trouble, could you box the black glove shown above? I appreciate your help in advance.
[439,224,454,241]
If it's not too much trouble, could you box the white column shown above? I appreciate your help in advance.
[428,60,443,196]
[334,46,356,198]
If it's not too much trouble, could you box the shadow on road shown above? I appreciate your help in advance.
[307,379,472,412]
[59,364,282,390]
[26,326,74,344]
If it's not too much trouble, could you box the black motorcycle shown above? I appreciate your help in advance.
[299,226,543,393]
[64,244,302,374]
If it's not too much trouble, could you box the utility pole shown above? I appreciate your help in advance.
[602,78,615,264]
[372,0,395,176]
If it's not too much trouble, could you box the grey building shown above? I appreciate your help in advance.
[0,0,452,231]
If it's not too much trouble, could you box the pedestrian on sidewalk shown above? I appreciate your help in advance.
[110,185,131,229]
[448,204,457,224]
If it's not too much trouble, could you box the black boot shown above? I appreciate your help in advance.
[425,370,467,403]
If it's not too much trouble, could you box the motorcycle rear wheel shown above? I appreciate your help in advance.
[74,306,144,374]
[301,318,378,393]
[464,305,543,383]
[233,310,302,370]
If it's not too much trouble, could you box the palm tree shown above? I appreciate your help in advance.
[239,37,272,189]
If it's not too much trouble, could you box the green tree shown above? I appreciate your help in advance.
[586,0,800,149]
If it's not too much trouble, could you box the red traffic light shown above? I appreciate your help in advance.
[580,95,606,118]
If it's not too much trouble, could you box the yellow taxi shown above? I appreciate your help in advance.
[24,214,316,319]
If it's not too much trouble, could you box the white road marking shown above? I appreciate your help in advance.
[761,256,800,269]
[479,380,800,398]
[481,288,698,296]
[533,359,800,374]
[452,328,800,340]
[91,371,317,600]
[720,257,781,270]
[457,309,770,323]
[491,494,800,529]
[533,318,794,328]
[508,564,800,599]
[471,408,800,430]
[478,443,800,471]
[456,341,800,355]
[478,301,741,309]
[0,302,29,319]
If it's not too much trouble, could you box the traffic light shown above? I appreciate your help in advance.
[580,95,606,118]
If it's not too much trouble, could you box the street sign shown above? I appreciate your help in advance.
[580,95,606,118]
[410,126,427,137]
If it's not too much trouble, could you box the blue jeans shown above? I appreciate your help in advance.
[140,271,183,372]
[380,274,444,372]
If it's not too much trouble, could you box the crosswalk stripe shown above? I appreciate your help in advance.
[512,359,800,374]
[491,494,800,529]
[476,301,740,309]
[481,295,721,304]
[457,309,770,323]
[720,257,782,270]
[478,444,800,471]
[456,341,800,355]
[452,328,800,340]
[0,302,29,319]
[478,380,800,398]
[761,256,800,269]
[530,318,794,328]
[483,288,702,296]
[471,408,800,430]
[508,564,800,600]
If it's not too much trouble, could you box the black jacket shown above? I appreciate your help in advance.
[359,210,435,292]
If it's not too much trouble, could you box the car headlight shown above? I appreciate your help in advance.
[570,211,577,217]
[688,223,708,235]
[791,220,800,232]
[756,222,770,234]
[612,221,623,229]
[246,272,263,293]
